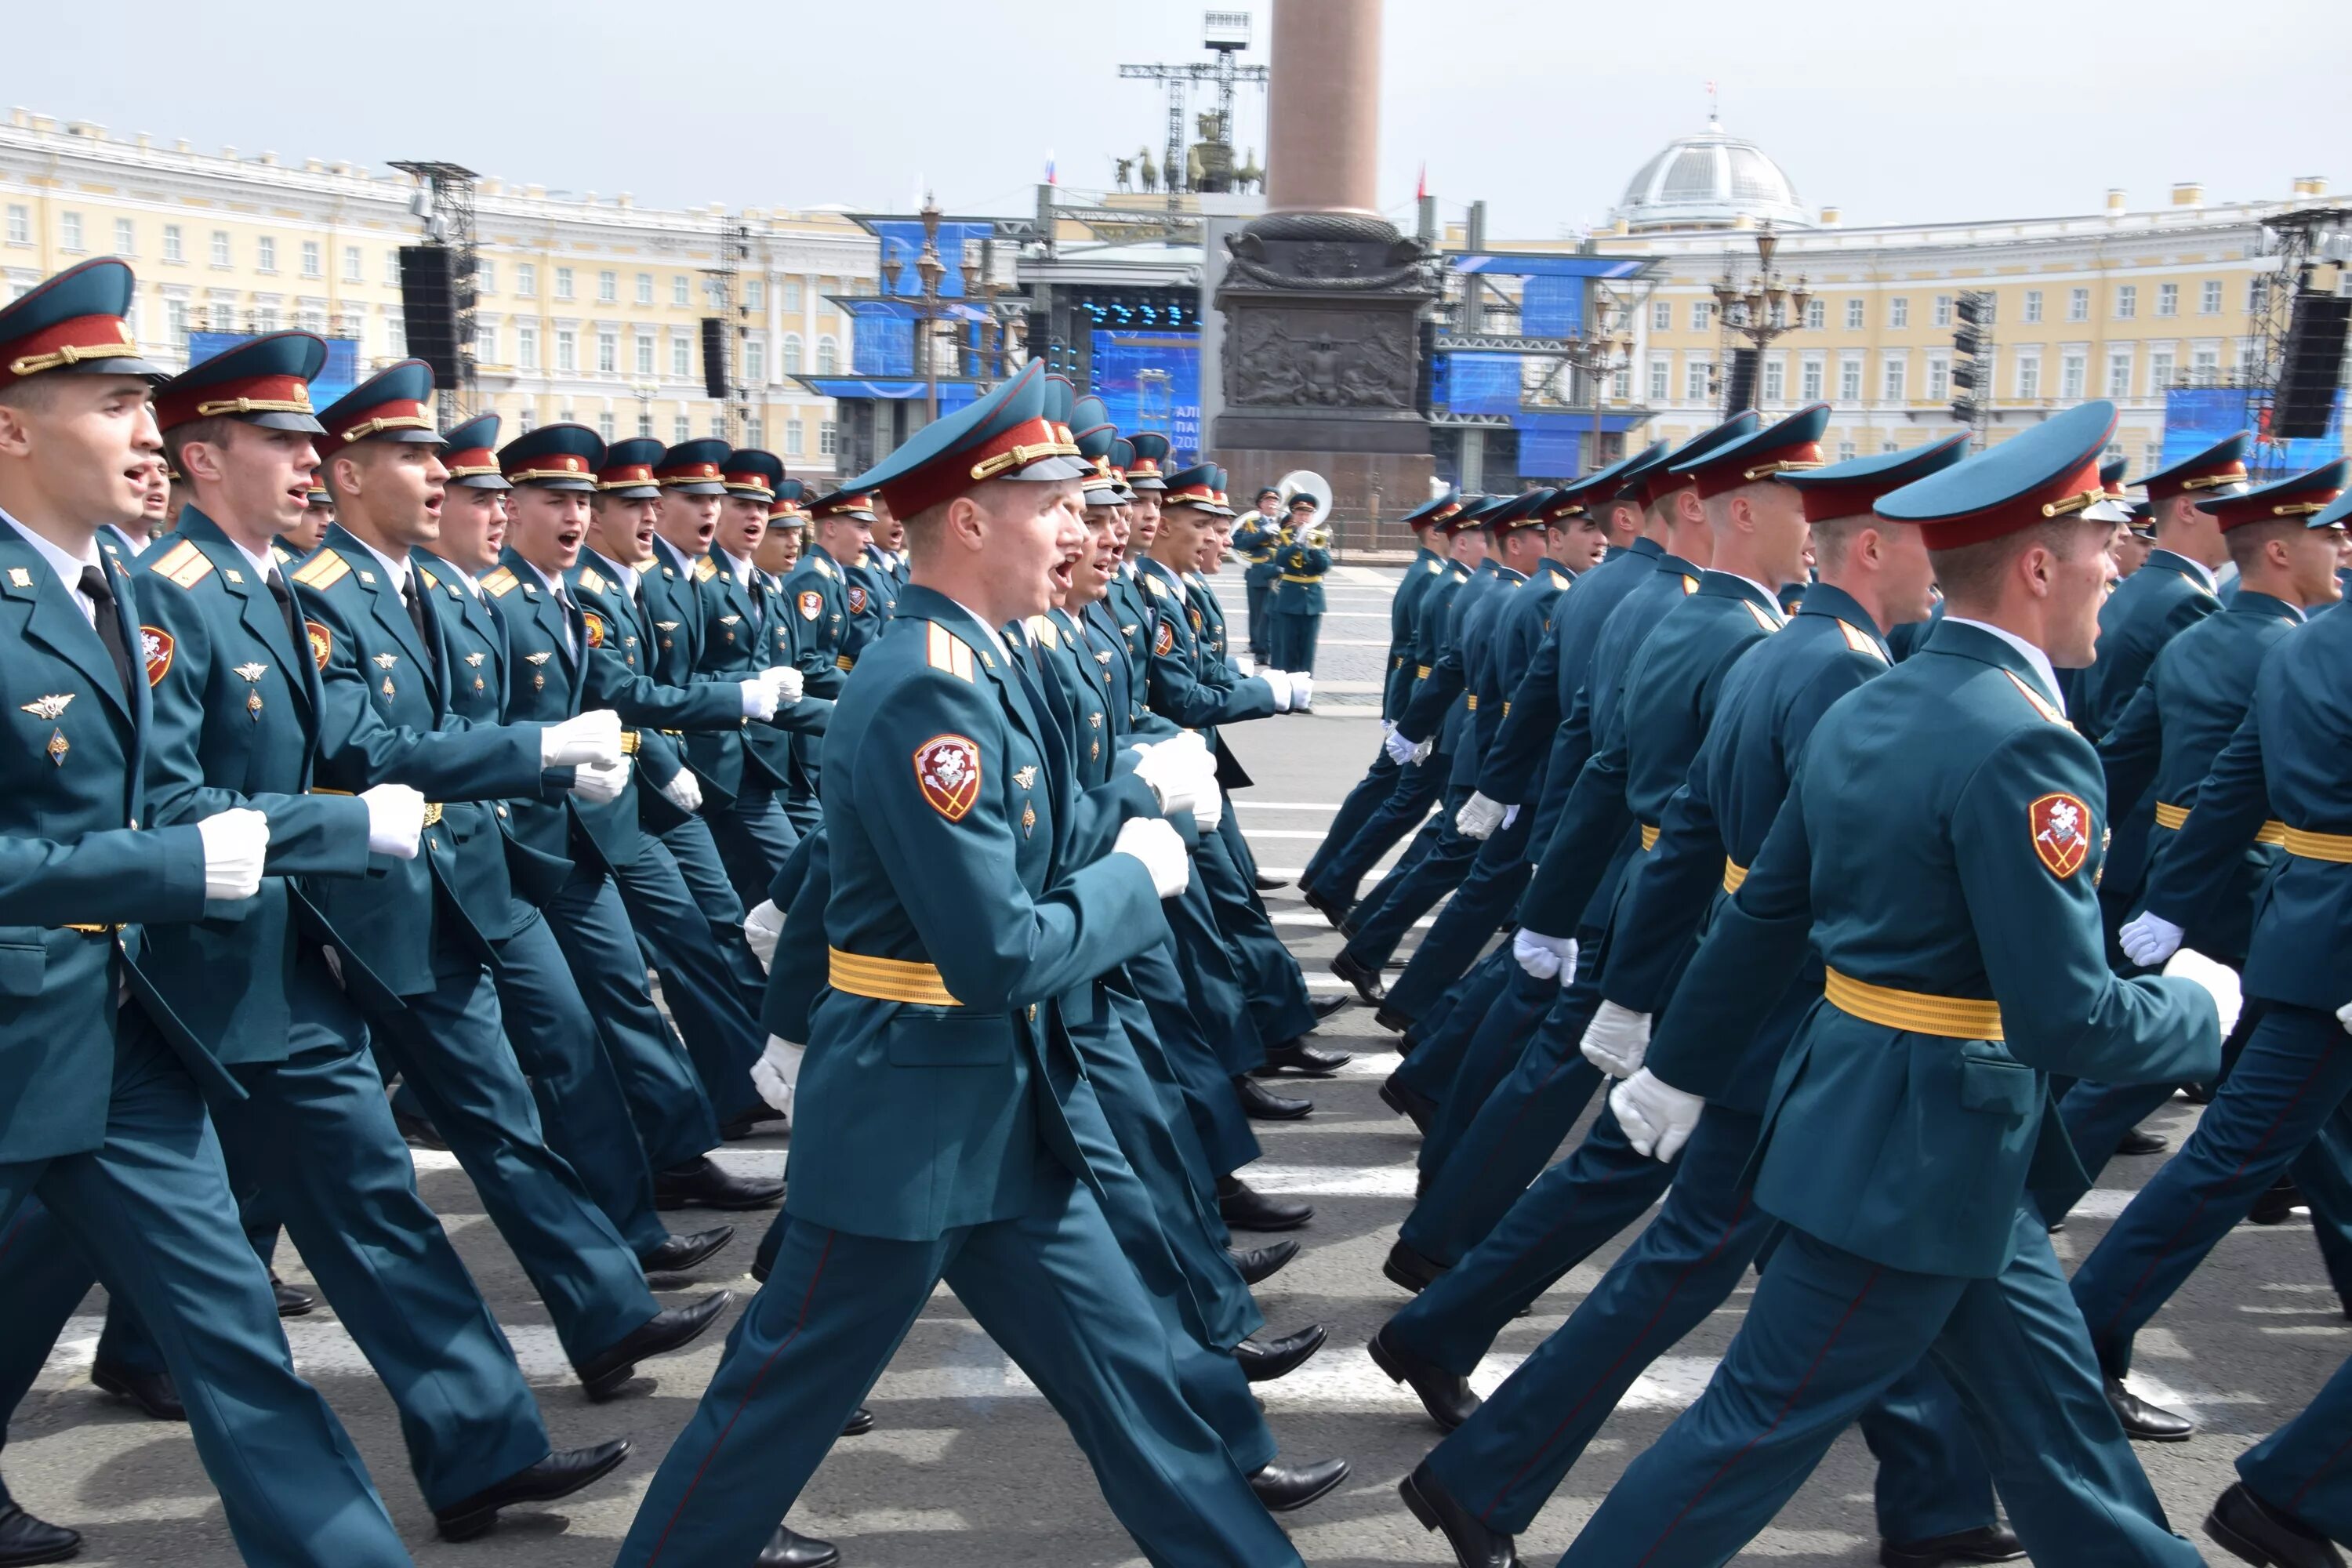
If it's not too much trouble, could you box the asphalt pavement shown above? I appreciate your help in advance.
[9,565,2337,1565]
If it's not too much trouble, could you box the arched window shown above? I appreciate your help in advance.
[782,333,803,374]
[815,335,839,375]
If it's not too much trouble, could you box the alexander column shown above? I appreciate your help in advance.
[1210,0,1434,540]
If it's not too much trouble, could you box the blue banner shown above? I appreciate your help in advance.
[2164,387,2343,469]
[1434,353,1521,416]
[847,299,915,377]
[1089,330,1200,464]
[869,220,997,300]
[187,331,360,410]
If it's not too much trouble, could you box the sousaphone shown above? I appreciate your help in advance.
[1276,469,1332,546]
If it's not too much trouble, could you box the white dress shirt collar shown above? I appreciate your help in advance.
[1945,615,2066,715]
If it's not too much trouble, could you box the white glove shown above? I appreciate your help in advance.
[1131,731,1214,822]
[656,767,702,815]
[1113,816,1190,898]
[738,679,780,722]
[743,899,783,969]
[2338,999,2352,1037]
[1513,927,1573,981]
[1612,1068,1704,1163]
[2119,911,2185,967]
[569,757,629,804]
[1457,792,1508,840]
[195,808,270,901]
[541,709,622,768]
[1501,804,1519,833]
[1258,669,1292,713]
[1383,728,1425,767]
[750,1035,804,1117]
[1192,786,1225,833]
[359,783,425,860]
[1580,1000,1653,1079]
[768,665,804,705]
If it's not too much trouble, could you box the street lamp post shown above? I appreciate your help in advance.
[1711,223,1810,414]
[631,379,658,439]
[914,195,947,426]
[1567,287,1635,473]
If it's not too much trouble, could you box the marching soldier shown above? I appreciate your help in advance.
[1265,491,1328,706]
[1232,485,1285,667]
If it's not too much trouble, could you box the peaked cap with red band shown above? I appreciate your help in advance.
[722,448,784,502]
[2140,432,2251,505]
[1124,430,1171,491]
[845,361,1091,520]
[314,358,441,462]
[1402,488,1461,529]
[0,258,162,393]
[2195,457,2348,532]
[1633,413,1759,509]
[1439,495,1504,535]
[441,413,510,490]
[808,488,877,525]
[768,477,812,521]
[1563,439,1668,512]
[154,330,328,435]
[1672,401,1832,500]
[1489,489,1555,533]
[655,437,730,495]
[496,423,604,491]
[1877,400,2126,550]
[1780,430,1970,524]
[596,436,664,499]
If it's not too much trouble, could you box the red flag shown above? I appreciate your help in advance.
[1416,162,1428,201]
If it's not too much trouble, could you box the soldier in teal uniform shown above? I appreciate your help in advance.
[757,478,828,832]
[0,261,411,1568]
[1265,492,1328,700]
[614,361,1306,1568]
[291,408,733,1403]
[2071,462,2352,1446]
[773,477,868,819]
[1233,485,1285,666]
[1552,400,2215,1567]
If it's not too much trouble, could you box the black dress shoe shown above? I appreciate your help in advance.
[1379,1074,1436,1134]
[655,1156,785,1211]
[840,1406,874,1436]
[1383,1241,1450,1295]
[1308,994,1351,1022]
[576,1290,733,1401]
[1370,1325,1480,1430]
[1878,1523,2028,1566]
[720,1109,786,1142]
[638,1225,735,1276]
[1374,1004,1417,1035]
[434,1439,631,1541]
[1255,872,1290,891]
[2206,1479,2346,1568]
[92,1361,183,1421]
[2180,1080,2217,1105]
[2252,1177,2306,1226]
[1235,1323,1327,1383]
[0,1503,81,1566]
[2115,1124,2171,1157]
[2104,1375,2194,1441]
[1231,1239,1301,1285]
[1301,887,1352,930]
[1253,1040,1351,1077]
[271,1272,316,1318]
[1217,1176,1313,1232]
[757,1524,842,1567]
[392,1108,447,1150]
[1235,1075,1312,1121]
[1400,1461,1519,1567]
[1249,1457,1349,1512]
[1330,949,1387,1004]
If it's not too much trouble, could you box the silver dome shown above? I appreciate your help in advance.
[1613,118,1813,234]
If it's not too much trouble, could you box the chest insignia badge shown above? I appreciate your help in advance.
[46,728,67,765]
[524,652,553,665]
[372,652,398,670]
[465,652,486,667]
[20,693,72,720]
[233,662,268,682]
[1013,765,1037,789]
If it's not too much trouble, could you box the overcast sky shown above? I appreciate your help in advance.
[12,0,2345,237]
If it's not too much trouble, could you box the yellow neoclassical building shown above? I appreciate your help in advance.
[0,107,877,474]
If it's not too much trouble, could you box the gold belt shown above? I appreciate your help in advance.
[828,947,962,1007]
[2154,800,2287,846]
[1639,822,1661,851]
[1824,967,2004,1041]
[620,730,641,755]
[313,787,442,826]
[60,923,122,936]
[1279,573,1320,584]
[2281,826,2352,863]
[1721,858,1748,895]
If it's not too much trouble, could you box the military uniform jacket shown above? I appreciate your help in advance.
[1646,619,2217,1276]
[1381,546,1446,719]
[1138,560,1276,733]
[1232,515,1280,585]
[1269,536,1330,615]
[293,525,565,999]
[788,589,1164,1242]
[1602,581,1891,1111]
[1476,539,1658,808]
[1391,558,1483,751]
[855,545,902,627]
[683,550,829,801]
[2142,607,2352,1013]
[778,544,855,700]
[2071,549,2220,741]
[1446,565,1534,789]
[135,512,376,1065]
[408,551,535,931]
[0,528,216,1160]
[1519,571,1782,937]
[567,554,700,834]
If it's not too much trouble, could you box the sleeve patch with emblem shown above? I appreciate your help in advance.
[912,733,982,821]
[140,626,174,686]
[583,611,607,649]
[1152,619,1175,656]
[2030,792,2092,879]
[305,619,333,671]
[798,589,823,622]
[847,584,867,615]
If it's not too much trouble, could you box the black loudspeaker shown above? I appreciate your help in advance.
[699,317,731,400]
[1722,348,1759,418]
[2277,294,2351,441]
[397,245,459,387]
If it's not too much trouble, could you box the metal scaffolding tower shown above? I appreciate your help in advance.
[388,160,479,419]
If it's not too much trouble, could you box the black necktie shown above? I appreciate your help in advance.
[401,575,430,648]
[266,568,302,653]
[78,564,136,698]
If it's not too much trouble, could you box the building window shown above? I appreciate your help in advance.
[782,334,804,374]
[673,415,691,441]
[2060,350,2087,400]
[597,270,617,304]
[475,323,496,363]
[745,339,765,382]
[343,245,361,281]
[60,212,83,252]
[1613,365,1632,400]
[554,267,575,301]
[2107,350,2132,398]
[1804,298,1825,330]
[518,325,539,370]
[1800,358,1824,401]
[300,240,321,278]
[597,411,615,441]
[1838,358,1863,402]
[1845,297,1864,331]
[786,419,805,457]
[2190,346,2220,383]
[1932,295,1952,328]
[1684,358,1711,401]
[2115,284,2136,320]
[298,305,325,334]
[671,336,690,378]
[165,298,189,351]
[2157,282,2179,318]
[819,419,838,456]
[746,417,764,447]
[632,272,651,306]
[3,205,26,245]
[1889,297,1909,329]
[2249,278,2268,314]
[1651,299,1671,332]
[1762,358,1786,403]
[2151,348,2176,388]
[255,235,276,272]
[2200,279,2223,314]
[385,310,404,356]
[673,276,690,308]
[556,328,576,372]
[710,414,727,439]
[1647,356,1669,402]
[635,334,654,376]
[746,279,764,310]
[476,259,496,295]
[2067,287,2089,323]
[112,217,135,256]
[2016,355,2041,399]
[1690,301,1712,332]
[516,263,537,297]
[637,411,653,437]
[162,223,183,262]
[1926,356,1949,401]
[816,335,840,374]
[1882,354,1907,401]
[2024,289,2044,325]
[597,331,616,373]
[386,250,402,287]
[784,280,803,312]
[210,230,231,267]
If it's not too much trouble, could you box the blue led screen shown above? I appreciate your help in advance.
[188,331,360,410]
[1089,330,1200,463]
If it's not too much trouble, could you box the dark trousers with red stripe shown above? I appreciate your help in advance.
[614,1166,1301,1568]
[1561,1207,2198,1567]
[1419,1107,1998,1544]
[2072,1004,2352,1377]
[2238,1337,2352,1545]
